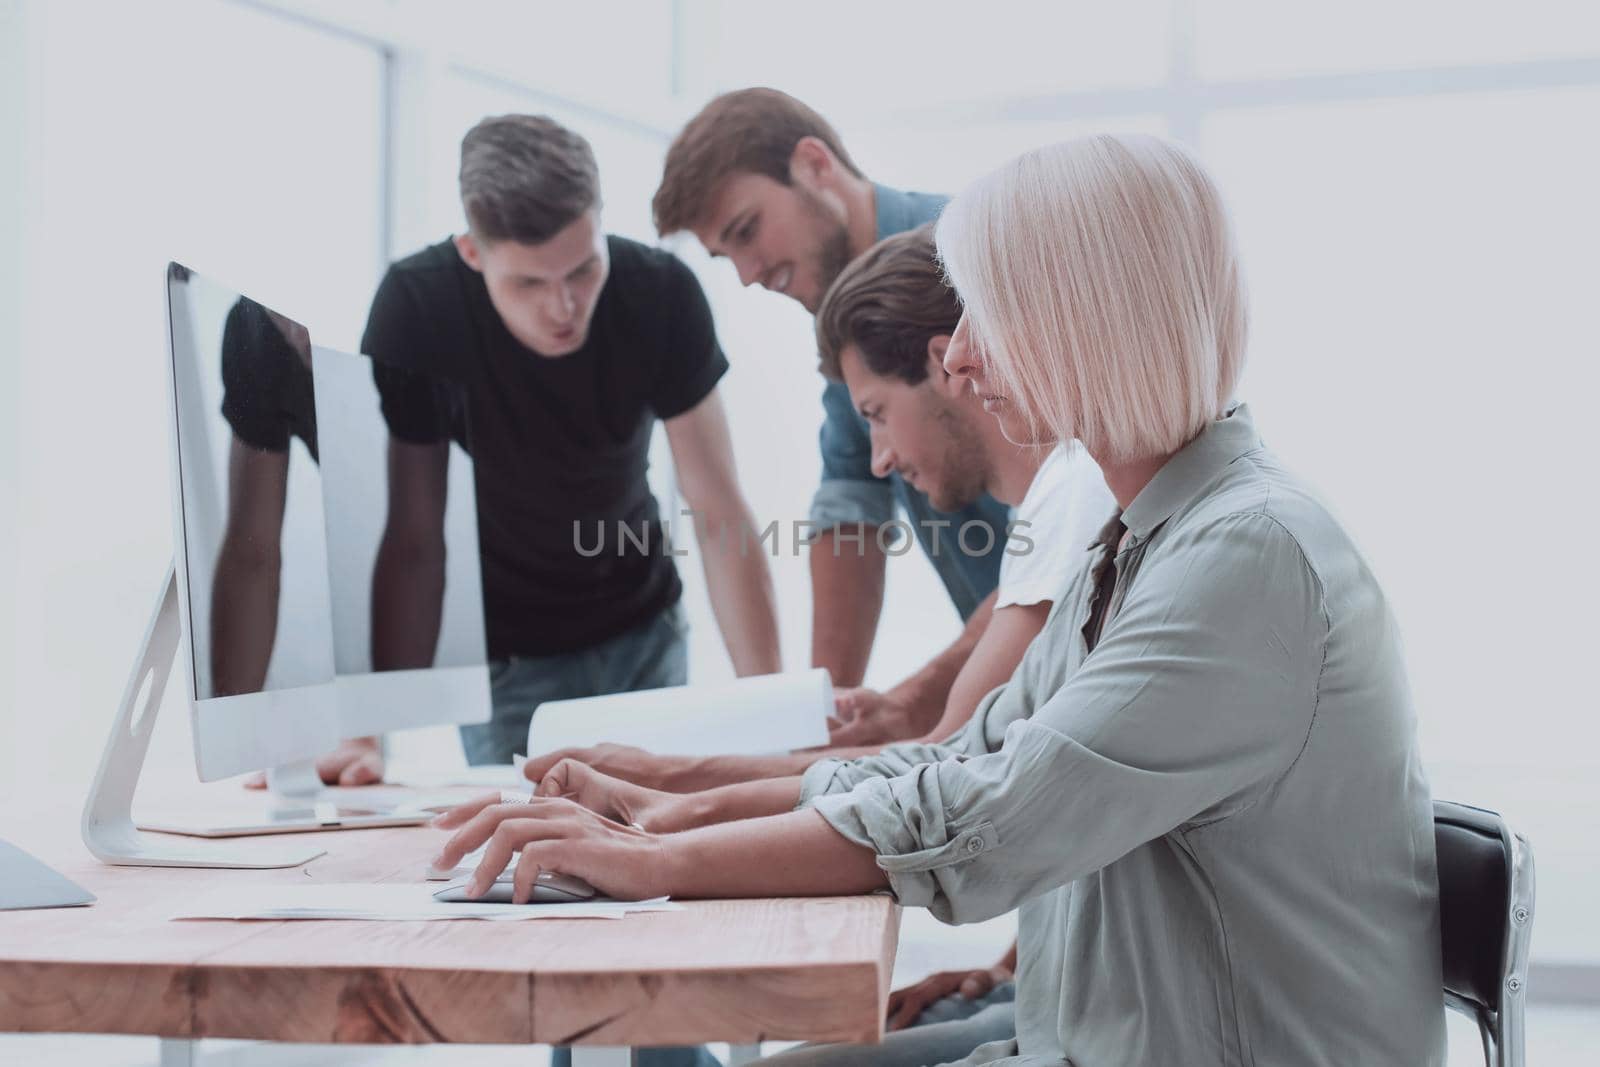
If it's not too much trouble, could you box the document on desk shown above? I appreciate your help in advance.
[528,667,832,758]
[385,756,529,792]
[172,884,681,921]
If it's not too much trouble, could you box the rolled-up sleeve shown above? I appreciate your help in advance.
[808,380,896,535]
[798,680,1017,803]
[799,740,964,804]
[807,512,1330,924]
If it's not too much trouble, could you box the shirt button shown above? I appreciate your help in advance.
[966,836,985,854]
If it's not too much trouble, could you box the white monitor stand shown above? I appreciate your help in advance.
[81,568,330,868]
[80,568,449,869]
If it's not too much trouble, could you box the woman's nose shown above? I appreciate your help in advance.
[945,315,980,380]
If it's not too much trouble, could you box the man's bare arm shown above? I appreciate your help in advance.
[299,437,449,786]
[810,529,886,686]
[919,598,1050,742]
[889,589,995,720]
[664,389,781,676]
[371,437,449,671]
[210,438,289,697]
[524,593,1053,793]
[525,742,890,794]
[827,589,996,745]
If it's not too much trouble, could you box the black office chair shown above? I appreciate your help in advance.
[1435,800,1535,1067]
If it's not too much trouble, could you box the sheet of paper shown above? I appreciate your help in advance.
[385,758,527,791]
[171,883,681,921]
[527,668,832,759]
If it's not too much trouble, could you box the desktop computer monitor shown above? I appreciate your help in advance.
[164,261,492,781]
[164,264,344,778]
[80,264,493,867]
[312,343,491,740]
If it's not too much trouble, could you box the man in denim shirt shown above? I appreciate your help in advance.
[654,89,1011,745]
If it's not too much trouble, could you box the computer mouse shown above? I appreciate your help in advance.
[425,844,490,881]
[432,870,598,904]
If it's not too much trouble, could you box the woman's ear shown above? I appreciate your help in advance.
[927,335,964,396]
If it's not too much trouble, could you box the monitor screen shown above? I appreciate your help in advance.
[164,263,490,780]
[313,342,490,736]
[166,264,336,701]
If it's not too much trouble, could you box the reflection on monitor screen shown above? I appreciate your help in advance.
[313,346,487,677]
[314,344,491,737]
[164,263,490,782]
[167,265,336,701]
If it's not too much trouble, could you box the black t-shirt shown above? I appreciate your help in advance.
[220,297,318,461]
[361,235,728,659]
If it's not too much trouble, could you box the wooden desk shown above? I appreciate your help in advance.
[0,788,900,1065]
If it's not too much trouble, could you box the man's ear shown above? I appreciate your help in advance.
[927,335,965,397]
[788,136,835,190]
[454,233,484,273]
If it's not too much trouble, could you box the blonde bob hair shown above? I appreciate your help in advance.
[935,133,1247,463]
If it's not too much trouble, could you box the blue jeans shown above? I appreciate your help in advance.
[461,600,689,765]
[754,982,1017,1067]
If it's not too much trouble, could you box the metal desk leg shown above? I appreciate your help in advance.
[159,1038,197,1067]
[728,1043,763,1065]
[570,1048,636,1067]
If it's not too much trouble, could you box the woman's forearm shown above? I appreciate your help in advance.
[661,808,888,898]
[654,775,806,832]
[661,742,897,793]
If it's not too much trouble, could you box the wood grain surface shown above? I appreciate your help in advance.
[0,784,899,1047]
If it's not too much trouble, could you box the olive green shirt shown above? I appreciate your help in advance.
[800,405,1445,1066]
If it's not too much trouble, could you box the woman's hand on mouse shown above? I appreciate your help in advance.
[429,793,671,903]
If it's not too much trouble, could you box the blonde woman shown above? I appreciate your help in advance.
[434,134,1445,1067]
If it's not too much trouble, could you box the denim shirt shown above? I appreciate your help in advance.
[807,185,1010,621]
[800,405,1445,1066]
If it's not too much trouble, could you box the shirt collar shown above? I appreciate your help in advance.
[1121,403,1261,542]
[873,184,917,241]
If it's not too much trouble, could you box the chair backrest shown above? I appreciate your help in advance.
[1433,800,1535,1067]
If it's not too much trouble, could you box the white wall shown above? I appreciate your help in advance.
[0,0,29,798]
[1,0,385,803]
[1205,89,1600,776]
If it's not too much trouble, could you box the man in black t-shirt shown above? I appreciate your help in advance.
[315,114,781,783]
